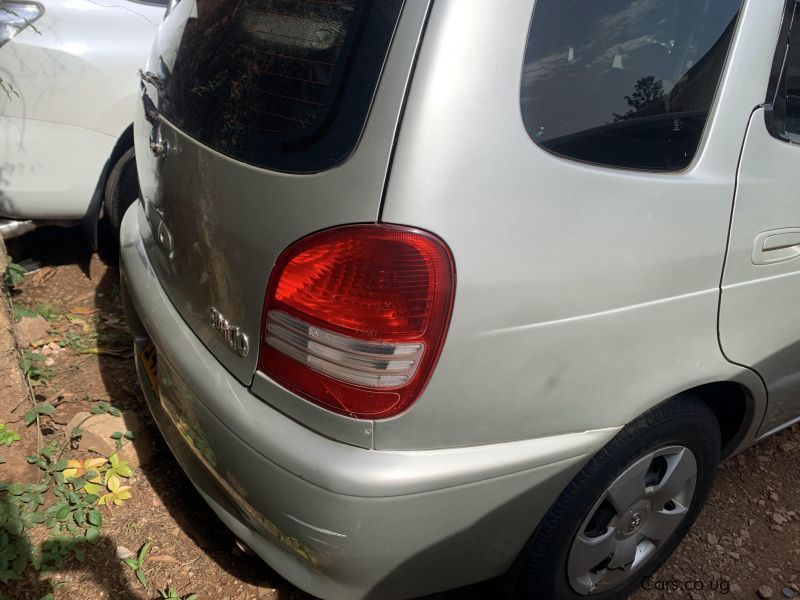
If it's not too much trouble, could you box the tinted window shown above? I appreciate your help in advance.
[770,3,800,141]
[155,0,403,173]
[521,0,742,171]
[784,43,800,136]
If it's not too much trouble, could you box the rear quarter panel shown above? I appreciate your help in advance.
[377,0,777,450]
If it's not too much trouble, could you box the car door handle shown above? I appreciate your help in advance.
[763,232,800,251]
[753,228,800,264]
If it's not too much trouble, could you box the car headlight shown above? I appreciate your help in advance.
[0,2,42,48]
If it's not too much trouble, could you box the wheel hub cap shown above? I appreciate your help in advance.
[619,500,651,537]
[566,445,698,595]
[626,513,642,533]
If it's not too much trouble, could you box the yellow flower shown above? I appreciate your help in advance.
[63,457,107,482]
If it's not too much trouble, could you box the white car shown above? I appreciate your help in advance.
[0,0,164,243]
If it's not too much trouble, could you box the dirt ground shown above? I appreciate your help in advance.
[1,226,800,600]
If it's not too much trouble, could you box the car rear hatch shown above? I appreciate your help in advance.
[134,0,426,386]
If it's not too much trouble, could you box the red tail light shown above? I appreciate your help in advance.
[258,224,455,419]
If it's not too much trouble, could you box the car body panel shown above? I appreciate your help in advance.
[0,117,115,218]
[120,203,616,599]
[0,0,162,219]
[133,0,431,395]
[374,0,777,450]
[720,106,800,437]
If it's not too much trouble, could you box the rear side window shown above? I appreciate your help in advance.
[521,0,743,171]
[782,43,800,136]
[156,0,404,173]
[768,1,800,142]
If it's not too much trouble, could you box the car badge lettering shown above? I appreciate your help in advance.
[209,307,249,357]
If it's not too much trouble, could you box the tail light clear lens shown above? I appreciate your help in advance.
[258,224,455,419]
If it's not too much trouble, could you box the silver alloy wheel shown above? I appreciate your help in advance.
[567,445,697,595]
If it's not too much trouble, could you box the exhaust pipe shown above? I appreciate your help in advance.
[0,219,36,240]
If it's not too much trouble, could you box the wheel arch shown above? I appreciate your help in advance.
[81,124,135,249]
[631,361,766,461]
[679,380,758,459]
[501,374,765,596]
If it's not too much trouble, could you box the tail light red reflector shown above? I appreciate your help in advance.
[258,224,455,419]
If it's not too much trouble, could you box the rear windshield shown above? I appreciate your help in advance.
[521,0,742,171]
[155,0,404,173]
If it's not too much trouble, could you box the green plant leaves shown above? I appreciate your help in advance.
[109,430,134,451]
[23,404,57,427]
[122,542,151,589]
[83,482,102,496]
[87,510,102,527]
[22,512,45,525]
[5,517,23,537]
[85,526,100,544]
[4,260,26,287]
[5,484,24,496]
[0,392,138,584]
[0,424,20,447]
[108,453,131,476]
[12,304,36,321]
[137,542,151,565]
[68,477,86,491]
[50,460,67,473]
[89,401,121,417]
[19,351,52,386]
[157,586,198,600]
[105,453,133,481]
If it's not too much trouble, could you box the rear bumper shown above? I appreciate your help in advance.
[119,203,619,600]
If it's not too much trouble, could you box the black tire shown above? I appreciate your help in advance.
[511,396,721,600]
[97,146,138,262]
[103,146,139,236]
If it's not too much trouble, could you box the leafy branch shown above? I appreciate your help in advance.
[122,542,150,588]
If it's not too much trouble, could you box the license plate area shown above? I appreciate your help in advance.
[139,341,158,396]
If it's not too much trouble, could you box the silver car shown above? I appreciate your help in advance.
[121,0,799,598]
